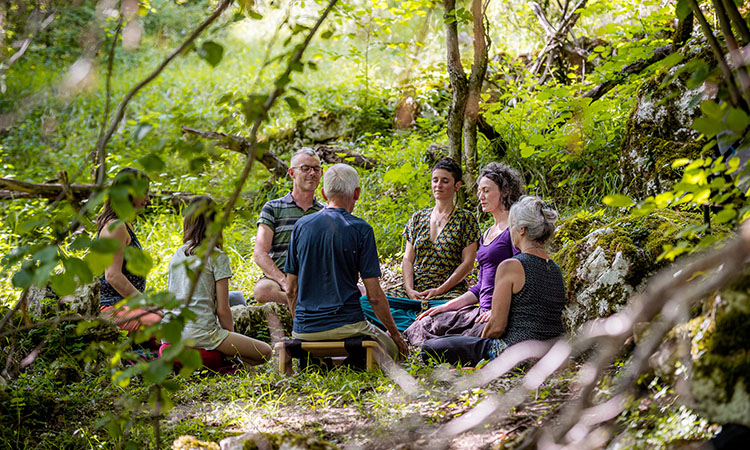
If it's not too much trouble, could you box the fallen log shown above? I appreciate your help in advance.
[0,176,195,208]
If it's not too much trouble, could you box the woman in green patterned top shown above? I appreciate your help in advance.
[362,158,479,331]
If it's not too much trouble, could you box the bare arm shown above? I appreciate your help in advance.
[285,274,298,317]
[401,241,422,300]
[416,290,479,320]
[481,259,523,339]
[215,277,234,332]
[254,224,287,290]
[363,277,408,356]
[421,241,478,299]
[101,222,141,298]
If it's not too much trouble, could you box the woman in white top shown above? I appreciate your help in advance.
[166,196,271,366]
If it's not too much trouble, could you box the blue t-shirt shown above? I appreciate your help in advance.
[285,208,382,333]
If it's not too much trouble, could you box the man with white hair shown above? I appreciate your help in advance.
[253,148,325,305]
[284,164,408,359]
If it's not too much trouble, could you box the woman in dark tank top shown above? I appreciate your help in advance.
[421,195,566,366]
[96,168,162,333]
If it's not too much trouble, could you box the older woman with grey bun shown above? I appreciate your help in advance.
[420,195,566,366]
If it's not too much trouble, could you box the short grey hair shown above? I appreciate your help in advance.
[324,164,359,199]
[508,195,559,243]
[290,147,318,166]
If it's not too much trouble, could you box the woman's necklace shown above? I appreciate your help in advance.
[522,244,545,253]
[435,204,456,228]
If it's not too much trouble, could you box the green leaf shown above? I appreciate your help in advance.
[50,272,77,296]
[143,359,172,384]
[726,108,750,133]
[84,251,113,276]
[197,41,224,67]
[138,153,165,172]
[671,158,691,168]
[692,116,723,138]
[68,235,93,251]
[124,246,153,277]
[109,185,135,222]
[161,319,184,344]
[91,237,121,254]
[676,0,691,20]
[178,349,202,376]
[321,29,333,39]
[284,96,304,113]
[603,194,634,207]
[33,245,59,263]
[133,123,153,141]
[64,257,93,283]
[714,208,737,224]
[76,320,101,334]
[12,266,33,289]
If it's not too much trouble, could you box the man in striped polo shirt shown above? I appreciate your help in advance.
[253,148,325,305]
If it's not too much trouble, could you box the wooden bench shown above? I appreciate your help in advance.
[274,339,384,375]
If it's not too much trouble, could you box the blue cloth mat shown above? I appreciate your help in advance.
[360,295,448,332]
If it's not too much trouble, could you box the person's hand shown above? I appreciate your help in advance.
[416,304,446,320]
[406,288,424,300]
[476,310,492,323]
[392,333,409,357]
[278,277,288,292]
[419,288,442,300]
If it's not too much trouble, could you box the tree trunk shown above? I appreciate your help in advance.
[443,0,468,161]
[462,0,490,200]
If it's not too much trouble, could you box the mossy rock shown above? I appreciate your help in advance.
[690,269,750,427]
[552,209,706,331]
[231,303,292,342]
[267,106,392,158]
[172,434,220,450]
[220,431,338,450]
[618,45,714,200]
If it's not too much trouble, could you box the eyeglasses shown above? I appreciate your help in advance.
[292,165,323,174]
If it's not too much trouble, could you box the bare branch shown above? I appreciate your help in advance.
[93,0,233,187]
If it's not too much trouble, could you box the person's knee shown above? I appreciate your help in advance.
[253,281,279,303]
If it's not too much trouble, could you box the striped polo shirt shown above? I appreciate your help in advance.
[257,192,325,270]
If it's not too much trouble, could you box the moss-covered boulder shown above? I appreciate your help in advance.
[220,431,339,450]
[689,270,750,427]
[552,209,705,331]
[618,46,713,200]
[172,435,220,449]
[231,302,293,342]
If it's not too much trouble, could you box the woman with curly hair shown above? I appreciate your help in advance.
[404,162,525,346]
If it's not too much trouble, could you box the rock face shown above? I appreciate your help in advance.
[552,209,705,331]
[689,272,750,427]
[231,302,292,343]
[618,49,712,200]
[268,107,391,157]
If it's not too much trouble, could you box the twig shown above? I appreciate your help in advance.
[93,15,124,176]
[93,0,233,187]
[178,0,341,316]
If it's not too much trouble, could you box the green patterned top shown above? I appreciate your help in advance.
[388,207,479,303]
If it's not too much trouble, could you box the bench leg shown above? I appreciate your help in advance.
[278,345,292,376]
[366,347,374,371]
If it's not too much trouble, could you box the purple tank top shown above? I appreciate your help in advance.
[469,227,519,310]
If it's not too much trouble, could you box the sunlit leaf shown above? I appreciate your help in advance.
[603,194,634,207]
[50,272,77,296]
[124,246,153,277]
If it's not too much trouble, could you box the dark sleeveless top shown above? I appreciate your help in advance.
[500,253,566,346]
[98,224,147,306]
